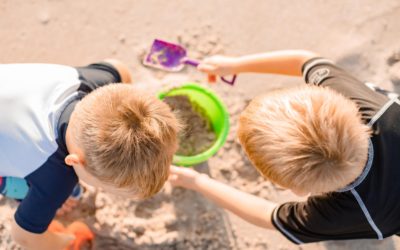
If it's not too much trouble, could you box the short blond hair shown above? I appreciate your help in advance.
[73,84,179,198]
[238,85,370,194]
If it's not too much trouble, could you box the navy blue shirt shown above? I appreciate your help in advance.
[0,62,121,233]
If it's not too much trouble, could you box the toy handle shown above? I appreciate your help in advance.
[183,59,199,67]
[184,58,237,85]
[221,75,237,85]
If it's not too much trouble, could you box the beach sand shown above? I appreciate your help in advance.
[1,1,400,249]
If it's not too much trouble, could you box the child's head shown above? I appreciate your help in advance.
[65,84,179,199]
[238,85,370,195]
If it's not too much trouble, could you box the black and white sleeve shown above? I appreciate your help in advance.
[302,58,388,124]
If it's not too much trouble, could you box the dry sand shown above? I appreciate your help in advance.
[163,95,216,156]
[1,1,400,249]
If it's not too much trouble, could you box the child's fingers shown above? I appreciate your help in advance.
[201,57,215,65]
[197,64,217,73]
[202,55,223,64]
[170,165,182,174]
[168,174,178,183]
[170,166,189,176]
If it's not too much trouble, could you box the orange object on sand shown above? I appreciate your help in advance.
[48,220,94,250]
[208,74,217,83]
[66,221,95,250]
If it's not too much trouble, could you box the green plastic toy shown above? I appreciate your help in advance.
[158,83,230,166]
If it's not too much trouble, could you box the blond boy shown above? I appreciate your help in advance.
[170,50,400,243]
[0,60,178,249]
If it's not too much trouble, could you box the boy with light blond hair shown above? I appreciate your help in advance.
[170,50,400,243]
[0,60,179,249]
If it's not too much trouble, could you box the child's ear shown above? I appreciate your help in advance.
[65,154,83,167]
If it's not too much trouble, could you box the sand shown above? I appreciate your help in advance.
[1,1,400,249]
[163,95,216,156]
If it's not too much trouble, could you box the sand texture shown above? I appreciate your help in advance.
[164,95,216,156]
[2,1,400,249]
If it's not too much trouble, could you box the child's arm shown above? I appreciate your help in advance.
[169,166,278,229]
[11,218,74,250]
[104,59,133,83]
[198,50,318,77]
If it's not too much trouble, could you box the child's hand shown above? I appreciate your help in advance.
[48,220,94,250]
[66,221,94,250]
[198,56,239,76]
[169,165,206,190]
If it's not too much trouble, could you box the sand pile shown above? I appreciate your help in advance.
[0,198,19,249]
[163,95,216,156]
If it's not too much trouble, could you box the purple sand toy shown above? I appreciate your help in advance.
[143,39,236,85]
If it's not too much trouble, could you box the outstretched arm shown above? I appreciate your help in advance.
[198,50,318,77]
[169,166,277,229]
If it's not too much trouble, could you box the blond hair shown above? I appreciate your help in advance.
[73,84,179,198]
[238,85,370,194]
